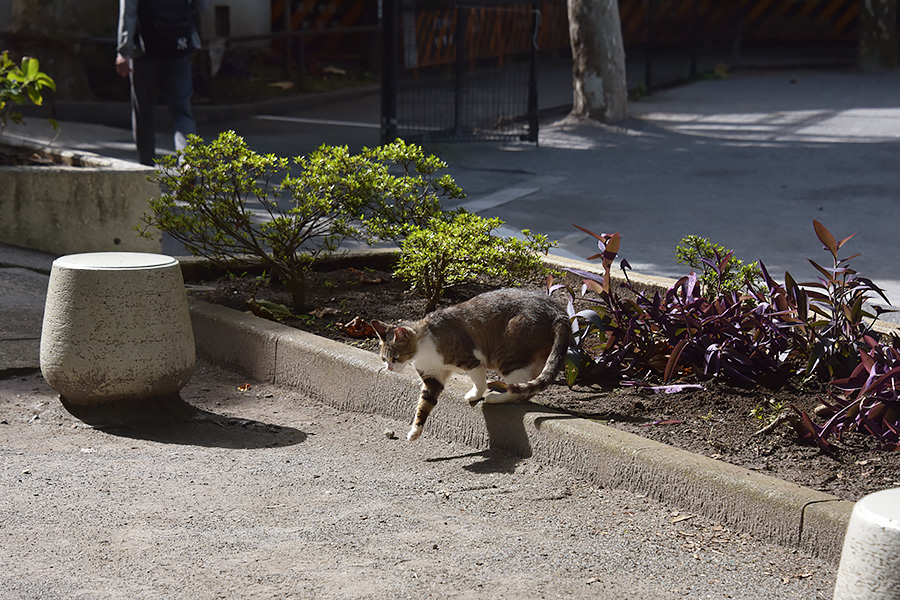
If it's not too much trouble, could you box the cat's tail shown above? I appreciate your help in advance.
[506,319,571,397]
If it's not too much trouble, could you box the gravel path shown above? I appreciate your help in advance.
[2,362,836,599]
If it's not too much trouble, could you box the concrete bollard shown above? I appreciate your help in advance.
[833,488,900,600]
[40,252,195,425]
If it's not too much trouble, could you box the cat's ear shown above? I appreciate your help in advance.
[393,326,413,344]
[371,320,389,341]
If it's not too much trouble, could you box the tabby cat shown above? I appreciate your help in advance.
[372,288,571,441]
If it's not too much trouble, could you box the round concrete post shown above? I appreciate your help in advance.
[833,488,900,600]
[40,252,195,424]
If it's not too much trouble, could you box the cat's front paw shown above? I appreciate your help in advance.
[407,425,423,441]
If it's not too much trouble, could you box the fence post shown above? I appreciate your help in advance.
[645,0,655,92]
[524,4,539,143]
[380,0,399,143]
[454,7,468,137]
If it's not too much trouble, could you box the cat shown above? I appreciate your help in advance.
[372,288,571,441]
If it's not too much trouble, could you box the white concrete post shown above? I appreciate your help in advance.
[40,252,195,423]
[833,488,900,599]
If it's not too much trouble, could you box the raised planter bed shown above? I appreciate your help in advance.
[181,251,870,563]
[0,137,161,255]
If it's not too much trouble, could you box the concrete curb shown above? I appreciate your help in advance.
[21,86,381,130]
[189,298,854,563]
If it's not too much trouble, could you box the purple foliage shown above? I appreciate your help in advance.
[560,220,899,450]
[796,337,900,450]
[555,226,798,388]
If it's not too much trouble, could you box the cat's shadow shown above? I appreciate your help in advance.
[426,400,562,474]
[426,449,522,474]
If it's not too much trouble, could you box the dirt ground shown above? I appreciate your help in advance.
[1,363,836,599]
[188,264,900,503]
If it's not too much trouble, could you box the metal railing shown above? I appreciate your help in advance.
[381,0,545,144]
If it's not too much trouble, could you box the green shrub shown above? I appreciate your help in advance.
[139,132,460,310]
[0,50,57,142]
[675,235,761,297]
[394,211,555,313]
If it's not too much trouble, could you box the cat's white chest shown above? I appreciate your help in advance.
[413,336,462,375]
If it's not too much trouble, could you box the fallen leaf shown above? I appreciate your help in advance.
[245,298,292,321]
[347,267,388,285]
[310,306,340,319]
[341,316,377,338]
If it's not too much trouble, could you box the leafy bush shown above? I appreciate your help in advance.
[0,50,57,142]
[675,235,760,297]
[794,337,900,451]
[394,211,555,313]
[140,132,460,310]
[565,220,900,450]
[549,229,670,385]
[783,220,893,380]
[558,226,798,388]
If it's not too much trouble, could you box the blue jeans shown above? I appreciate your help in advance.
[129,53,196,166]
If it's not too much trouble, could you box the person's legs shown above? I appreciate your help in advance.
[159,54,197,153]
[129,55,158,166]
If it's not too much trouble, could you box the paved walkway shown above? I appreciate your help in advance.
[1,363,836,600]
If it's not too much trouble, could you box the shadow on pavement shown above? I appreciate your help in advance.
[61,393,307,450]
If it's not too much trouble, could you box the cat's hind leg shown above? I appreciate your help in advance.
[482,367,535,404]
[464,365,488,403]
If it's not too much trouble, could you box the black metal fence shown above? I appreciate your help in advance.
[381,0,544,144]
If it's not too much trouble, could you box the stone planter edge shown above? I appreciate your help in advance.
[0,137,162,256]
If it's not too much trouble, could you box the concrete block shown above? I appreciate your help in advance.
[834,488,900,599]
[40,253,195,423]
[0,141,161,255]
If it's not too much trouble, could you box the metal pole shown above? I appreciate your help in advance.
[645,0,654,92]
[454,7,467,137]
[524,5,539,143]
[284,0,293,80]
[380,0,399,143]
[689,0,699,78]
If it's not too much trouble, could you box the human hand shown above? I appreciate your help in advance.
[115,54,131,78]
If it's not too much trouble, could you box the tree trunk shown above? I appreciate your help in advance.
[567,0,628,123]
[858,0,898,70]
[286,276,307,313]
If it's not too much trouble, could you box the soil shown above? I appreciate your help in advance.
[186,264,900,503]
[0,145,56,166]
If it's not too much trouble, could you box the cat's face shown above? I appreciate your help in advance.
[372,321,417,372]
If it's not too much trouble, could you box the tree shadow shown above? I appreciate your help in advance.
[61,393,306,450]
